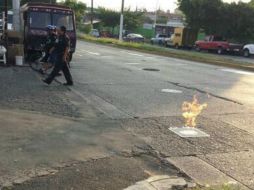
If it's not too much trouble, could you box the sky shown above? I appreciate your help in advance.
[79,0,251,12]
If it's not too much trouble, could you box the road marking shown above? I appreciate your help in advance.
[121,50,144,57]
[76,54,83,57]
[82,50,100,56]
[221,68,254,76]
[161,89,183,93]
[127,52,143,57]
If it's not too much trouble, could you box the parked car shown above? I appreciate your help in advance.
[151,34,168,45]
[243,44,254,57]
[195,35,243,55]
[165,27,197,49]
[90,29,100,38]
[123,33,145,43]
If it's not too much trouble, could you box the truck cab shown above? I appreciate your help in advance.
[195,35,242,55]
[165,27,197,49]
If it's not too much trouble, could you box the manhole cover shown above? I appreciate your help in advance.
[143,68,160,72]
[169,127,210,138]
[161,89,183,93]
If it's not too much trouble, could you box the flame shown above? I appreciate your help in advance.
[182,95,207,128]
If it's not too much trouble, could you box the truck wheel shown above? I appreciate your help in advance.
[195,45,201,52]
[151,41,154,45]
[158,40,162,46]
[174,44,179,49]
[243,49,250,57]
[217,47,223,55]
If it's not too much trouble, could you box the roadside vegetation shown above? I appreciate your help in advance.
[78,33,254,71]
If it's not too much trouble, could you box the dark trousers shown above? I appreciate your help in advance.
[45,59,73,84]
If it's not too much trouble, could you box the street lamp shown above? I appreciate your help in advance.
[119,0,124,41]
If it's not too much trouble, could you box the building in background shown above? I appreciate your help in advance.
[142,9,184,38]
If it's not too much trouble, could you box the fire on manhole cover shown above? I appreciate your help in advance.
[143,68,160,72]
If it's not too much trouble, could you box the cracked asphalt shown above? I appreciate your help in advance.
[1,40,254,189]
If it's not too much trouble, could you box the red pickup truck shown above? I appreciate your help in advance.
[195,35,243,54]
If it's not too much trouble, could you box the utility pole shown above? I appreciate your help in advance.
[91,0,94,29]
[4,0,8,65]
[12,0,20,31]
[119,0,124,41]
[4,0,8,32]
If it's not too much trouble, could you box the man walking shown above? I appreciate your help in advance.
[42,26,73,86]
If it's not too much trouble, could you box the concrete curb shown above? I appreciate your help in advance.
[124,175,193,190]
[79,38,254,72]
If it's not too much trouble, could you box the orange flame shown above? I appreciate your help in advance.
[182,95,207,128]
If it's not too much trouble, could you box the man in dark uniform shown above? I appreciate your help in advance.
[42,26,73,86]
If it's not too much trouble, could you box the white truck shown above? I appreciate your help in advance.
[243,44,254,57]
[151,34,167,45]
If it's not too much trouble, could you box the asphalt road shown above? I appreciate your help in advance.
[71,41,254,119]
[3,40,254,189]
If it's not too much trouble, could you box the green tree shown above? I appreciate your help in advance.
[177,0,224,33]
[124,9,144,31]
[20,0,57,5]
[223,2,254,43]
[177,0,254,43]
[59,0,86,23]
[97,7,120,33]
[0,0,12,12]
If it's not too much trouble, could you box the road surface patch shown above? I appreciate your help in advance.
[143,68,160,72]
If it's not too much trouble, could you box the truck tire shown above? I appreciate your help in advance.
[158,40,163,46]
[195,45,201,52]
[151,40,154,45]
[217,47,223,55]
[243,49,250,57]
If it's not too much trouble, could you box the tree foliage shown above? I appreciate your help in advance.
[124,9,144,31]
[97,7,120,32]
[20,0,57,5]
[178,0,254,43]
[59,0,86,23]
[0,0,10,12]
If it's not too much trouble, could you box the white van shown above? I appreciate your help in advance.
[243,44,254,57]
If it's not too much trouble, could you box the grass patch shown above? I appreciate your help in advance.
[78,33,254,71]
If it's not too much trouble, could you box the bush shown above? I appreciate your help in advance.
[77,23,92,34]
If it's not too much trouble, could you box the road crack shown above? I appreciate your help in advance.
[167,81,243,105]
